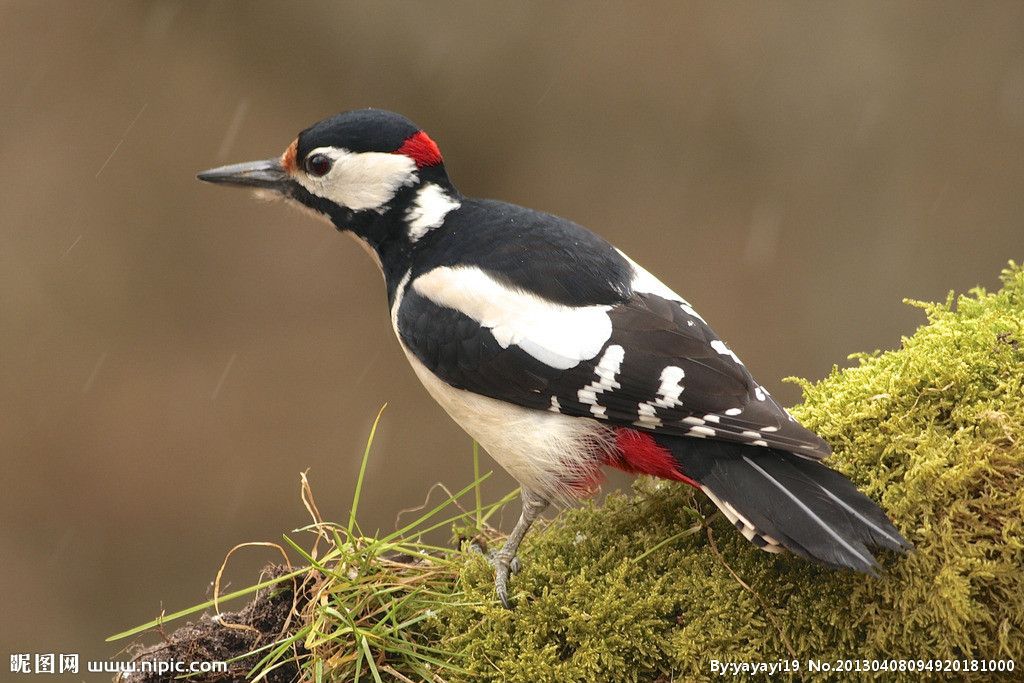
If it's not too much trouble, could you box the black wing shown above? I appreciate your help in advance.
[396,267,831,459]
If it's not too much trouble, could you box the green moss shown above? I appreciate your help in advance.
[428,264,1024,682]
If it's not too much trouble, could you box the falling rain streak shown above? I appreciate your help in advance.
[210,354,238,400]
[95,103,148,178]
[217,99,250,160]
[81,353,108,393]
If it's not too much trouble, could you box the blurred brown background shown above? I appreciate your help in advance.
[2,0,1022,670]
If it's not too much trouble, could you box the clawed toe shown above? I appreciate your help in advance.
[466,540,519,608]
[493,555,514,609]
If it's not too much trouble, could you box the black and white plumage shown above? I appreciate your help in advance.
[199,109,910,605]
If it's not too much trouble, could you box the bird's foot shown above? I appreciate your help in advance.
[491,551,521,609]
[467,539,521,608]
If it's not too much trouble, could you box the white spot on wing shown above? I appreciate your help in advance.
[725,407,743,416]
[549,396,561,413]
[412,265,613,369]
[638,365,686,425]
[406,183,461,241]
[636,402,661,427]
[689,425,716,437]
[654,366,685,406]
[578,345,625,419]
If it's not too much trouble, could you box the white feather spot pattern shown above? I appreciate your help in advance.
[577,345,625,419]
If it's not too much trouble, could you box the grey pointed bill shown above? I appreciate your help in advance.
[197,159,290,191]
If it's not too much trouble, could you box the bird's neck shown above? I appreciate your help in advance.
[330,174,461,302]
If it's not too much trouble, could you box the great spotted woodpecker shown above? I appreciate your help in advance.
[199,109,910,607]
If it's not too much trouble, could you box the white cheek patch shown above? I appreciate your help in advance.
[295,147,418,212]
[406,183,461,241]
[412,265,613,370]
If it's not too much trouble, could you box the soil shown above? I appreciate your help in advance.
[119,565,306,683]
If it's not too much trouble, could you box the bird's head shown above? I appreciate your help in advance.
[198,109,452,230]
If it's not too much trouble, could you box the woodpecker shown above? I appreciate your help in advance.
[199,108,910,607]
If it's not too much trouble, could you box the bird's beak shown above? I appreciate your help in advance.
[197,158,291,192]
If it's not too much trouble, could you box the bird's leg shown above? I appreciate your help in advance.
[490,488,549,608]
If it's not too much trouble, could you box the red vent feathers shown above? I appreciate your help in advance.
[395,130,443,168]
[611,428,699,488]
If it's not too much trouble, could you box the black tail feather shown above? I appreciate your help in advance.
[658,435,911,573]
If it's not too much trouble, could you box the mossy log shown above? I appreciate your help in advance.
[436,264,1023,682]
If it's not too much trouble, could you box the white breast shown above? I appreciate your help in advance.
[401,350,613,502]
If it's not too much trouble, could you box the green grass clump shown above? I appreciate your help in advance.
[114,408,515,683]
[116,265,1023,681]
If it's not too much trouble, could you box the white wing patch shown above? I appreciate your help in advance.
[406,183,461,241]
[412,265,613,370]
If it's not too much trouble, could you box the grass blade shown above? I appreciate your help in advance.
[107,567,308,641]
[350,403,387,535]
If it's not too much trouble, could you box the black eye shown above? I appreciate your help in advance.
[305,153,333,177]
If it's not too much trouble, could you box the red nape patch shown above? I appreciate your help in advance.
[610,429,700,489]
[395,130,443,167]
